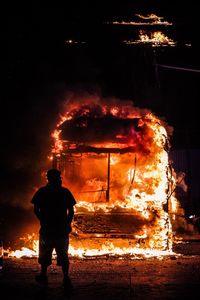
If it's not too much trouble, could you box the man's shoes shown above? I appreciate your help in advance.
[35,274,48,285]
[63,276,73,291]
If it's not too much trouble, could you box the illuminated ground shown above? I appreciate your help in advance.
[1,241,200,300]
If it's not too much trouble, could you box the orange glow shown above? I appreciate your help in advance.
[50,98,175,256]
[123,31,176,47]
[9,97,191,259]
[106,13,172,26]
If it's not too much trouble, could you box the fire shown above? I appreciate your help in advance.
[106,13,173,26]
[8,234,39,258]
[51,129,63,153]
[8,235,174,259]
[64,39,86,45]
[135,14,171,24]
[50,97,175,255]
[123,31,176,47]
[9,97,190,259]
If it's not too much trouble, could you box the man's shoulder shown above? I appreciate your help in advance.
[61,187,76,204]
[62,187,73,197]
[61,187,70,192]
[31,185,47,203]
[36,185,48,193]
[62,187,75,195]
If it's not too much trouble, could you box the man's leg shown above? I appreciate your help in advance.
[35,236,52,284]
[40,264,48,276]
[61,260,69,279]
[35,265,48,284]
[55,237,73,289]
[62,261,73,291]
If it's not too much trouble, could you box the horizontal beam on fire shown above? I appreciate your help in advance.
[63,145,136,154]
[72,233,138,239]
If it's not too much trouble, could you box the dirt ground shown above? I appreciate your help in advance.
[1,240,200,300]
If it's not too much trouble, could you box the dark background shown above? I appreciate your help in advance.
[1,1,200,245]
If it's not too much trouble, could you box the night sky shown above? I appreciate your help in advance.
[2,0,200,220]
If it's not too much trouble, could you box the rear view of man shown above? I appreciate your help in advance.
[31,168,76,290]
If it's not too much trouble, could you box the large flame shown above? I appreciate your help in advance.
[9,97,189,259]
[51,97,175,255]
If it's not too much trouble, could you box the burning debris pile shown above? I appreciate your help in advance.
[8,96,193,258]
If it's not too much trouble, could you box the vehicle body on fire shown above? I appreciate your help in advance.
[51,107,175,253]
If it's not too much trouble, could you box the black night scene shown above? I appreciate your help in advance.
[1,1,200,299]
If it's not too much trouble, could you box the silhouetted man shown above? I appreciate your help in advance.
[31,168,76,290]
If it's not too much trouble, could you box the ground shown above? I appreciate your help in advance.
[1,240,200,300]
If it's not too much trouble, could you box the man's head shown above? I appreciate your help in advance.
[46,168,62,185]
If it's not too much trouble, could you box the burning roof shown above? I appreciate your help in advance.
[52,100,170,155]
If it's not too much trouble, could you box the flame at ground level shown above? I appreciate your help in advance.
[7,234,176,259]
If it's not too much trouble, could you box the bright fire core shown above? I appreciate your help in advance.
[10,97,180,258]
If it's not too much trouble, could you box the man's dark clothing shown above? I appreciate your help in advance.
[31,184,76,238]
[31,183,76,266]
[38,235,69,266]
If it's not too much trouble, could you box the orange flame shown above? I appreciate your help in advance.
[9,97,190,258]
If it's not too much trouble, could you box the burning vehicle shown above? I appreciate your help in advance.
[48,96,182,257]
[8,96,193,259]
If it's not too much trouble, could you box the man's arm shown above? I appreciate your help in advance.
[67,206,75,224]
[31,190,41,220]
[33,202,41,220]
[66,189,76,224]
[66,189,76,232]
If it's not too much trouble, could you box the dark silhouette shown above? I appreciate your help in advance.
[31,168,76,290]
